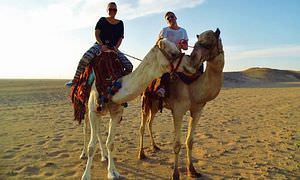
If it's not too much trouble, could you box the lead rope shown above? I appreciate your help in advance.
[122,45,194,62]
[121,52,143,62]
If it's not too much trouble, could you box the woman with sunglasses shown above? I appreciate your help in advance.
[156,11,189,97]
[66,2,133,87]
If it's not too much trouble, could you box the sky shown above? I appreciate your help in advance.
[0,0,299,79]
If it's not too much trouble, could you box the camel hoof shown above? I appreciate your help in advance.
[81,171,90,180]
[80,153,87,160]
[107,170,120,180]
[187,171,202,178]
[101,155,108,162]
[152,145,161,152]
[171,169,180,180]
[138,151,147,160]
[187,166,202,178]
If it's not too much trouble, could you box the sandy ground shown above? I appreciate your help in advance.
[0,79,299,179]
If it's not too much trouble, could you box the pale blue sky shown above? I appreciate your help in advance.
[0,0,299,78]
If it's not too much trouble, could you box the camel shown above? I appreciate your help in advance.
[80,38,198,180]
[138,29,224,179]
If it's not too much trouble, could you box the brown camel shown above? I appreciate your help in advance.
[138,29,224,179]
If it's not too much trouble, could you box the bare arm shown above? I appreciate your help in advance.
[95,29,109,51]
[115,37,123,49]
[95,29,103,45]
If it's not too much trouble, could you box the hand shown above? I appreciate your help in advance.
[182,44,188,50]
[179,39,188,50]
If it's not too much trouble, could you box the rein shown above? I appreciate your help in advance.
[157,46,185,74]
[123,43,184,74]
[194,38,224,63]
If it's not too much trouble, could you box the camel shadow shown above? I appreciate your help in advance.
[116,161,168,180]
[117,160,213,180]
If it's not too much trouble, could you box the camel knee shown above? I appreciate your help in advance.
[106,141,114,152]
[186,138,193,149]
[173,141,181,154]
[88,145,96,157]
[139,124,145,134]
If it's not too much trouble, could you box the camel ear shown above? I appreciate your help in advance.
[196,34,199,39]
[215,28,220,38]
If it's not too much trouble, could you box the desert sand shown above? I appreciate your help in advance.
[0,78,299,179]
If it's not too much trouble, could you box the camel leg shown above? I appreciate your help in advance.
[96,113,108,162]
[171,110,184,180]
[106,105,123,179]
[82,109,99,180]
[147,109,160,152]
[138,111,148,159]
[186,106,204,178]
[80,114,89,159]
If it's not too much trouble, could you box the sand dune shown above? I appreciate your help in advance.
[224,68,300,87]
[0,71,299,179]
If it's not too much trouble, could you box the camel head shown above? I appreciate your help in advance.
[190,28,224,69]
[156,38,196,74]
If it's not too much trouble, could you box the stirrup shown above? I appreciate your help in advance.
[156,87,166,97]
[65,80,74,88]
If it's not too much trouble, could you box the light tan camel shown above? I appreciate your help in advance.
[138,29,224,179]
[80,38,197,180]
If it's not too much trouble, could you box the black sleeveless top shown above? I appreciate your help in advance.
[95,17,124,47]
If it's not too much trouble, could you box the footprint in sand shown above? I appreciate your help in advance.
[21,166,40,175]
[60,170,76,177]
[44,172,53,176]
[1,154,16,159]
[66,140,77,144]
[52,137,62,142]
[43,162,58,168]
[47,150,68,157]
[58,153,70,158]
[24,144,32,148]
[37,140,47,145]
[51,134,64,142]
[6,170,18,176]
[5,149,16,153]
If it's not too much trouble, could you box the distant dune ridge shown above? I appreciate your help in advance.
[223,67,300,87]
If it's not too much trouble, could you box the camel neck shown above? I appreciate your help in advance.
[205,53,224,74]
[111,47,164,104]
[195,53,224,102]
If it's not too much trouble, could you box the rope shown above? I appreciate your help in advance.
[122,45,194,62]
[122,52,143,62]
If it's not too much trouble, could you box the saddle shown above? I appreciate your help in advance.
[71,51,126,124]
[142,64,204,113]
[93,51,125,98]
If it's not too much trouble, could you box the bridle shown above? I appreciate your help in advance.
[157,46,184,73]
[193,38,224,63]
[155,39,185,74]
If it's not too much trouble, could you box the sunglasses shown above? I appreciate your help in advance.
[167,15,175,21]
[108,8,117,12]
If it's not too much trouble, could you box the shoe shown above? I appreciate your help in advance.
[65,80,74,88]
[156,87,166,97]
